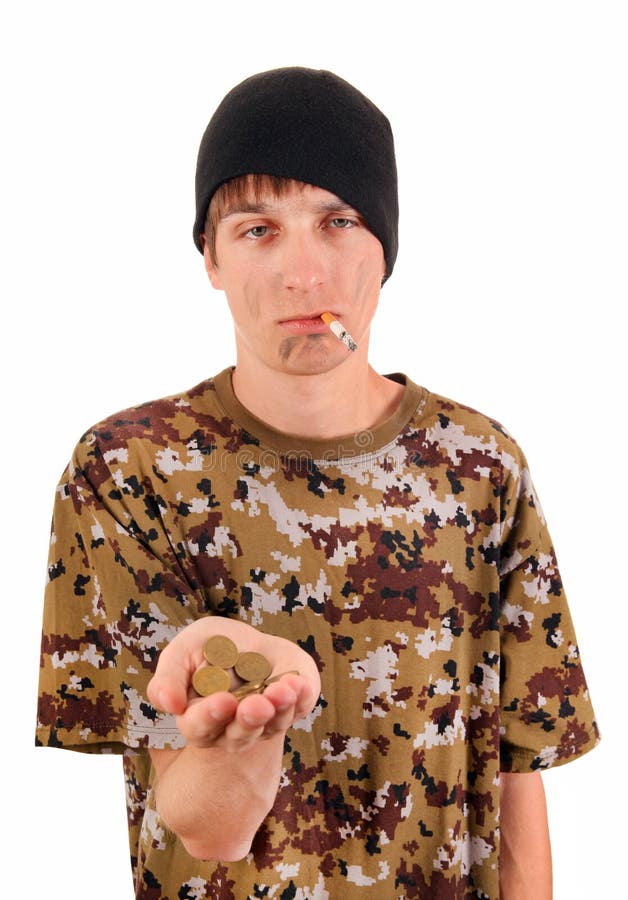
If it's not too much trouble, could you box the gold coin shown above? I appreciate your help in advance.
[203,635,239,669]
[192,665,231,697]
[234,651,272,684]
[263,670,300,686]
[231,680,265,700]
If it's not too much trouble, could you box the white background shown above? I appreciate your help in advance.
[2,2,625,897]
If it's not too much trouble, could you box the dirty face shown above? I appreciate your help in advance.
[204,180,386,377]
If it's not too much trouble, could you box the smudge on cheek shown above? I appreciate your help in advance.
[278,337,298,362]
[242,280,261,319]
[355,254,383,300]
[278,333,327,363]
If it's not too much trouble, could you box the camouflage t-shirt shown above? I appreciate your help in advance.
[36,368,599,899]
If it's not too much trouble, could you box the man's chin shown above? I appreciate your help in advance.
[275,335,346,375]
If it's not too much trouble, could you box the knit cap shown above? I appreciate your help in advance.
[193,67,398,280]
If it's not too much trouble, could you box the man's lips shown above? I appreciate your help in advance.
[278,311,341,323]
[278,312,341,334]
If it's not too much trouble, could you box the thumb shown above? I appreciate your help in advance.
[147,660,191,716]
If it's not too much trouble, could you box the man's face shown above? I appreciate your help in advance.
[204,181,386,377]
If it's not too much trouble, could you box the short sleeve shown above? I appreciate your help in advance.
[498,451,600,771]
[36,431,200,753]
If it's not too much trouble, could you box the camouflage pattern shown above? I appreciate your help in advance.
[36,368,600,899]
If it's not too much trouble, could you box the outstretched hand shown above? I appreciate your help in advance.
[147,617,321,751]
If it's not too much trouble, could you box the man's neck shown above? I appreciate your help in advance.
[231,357,405,440]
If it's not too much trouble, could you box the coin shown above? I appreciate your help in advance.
[203,635,239,669]
[234,651,272,683]
[231,680,265,700]
[263,670,300,686]
[228,670,302,701]
[192,665,231,697]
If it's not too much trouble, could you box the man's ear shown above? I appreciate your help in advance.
[203,240,223,290]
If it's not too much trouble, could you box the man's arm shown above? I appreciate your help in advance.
[147,617,321,861]
[499,771,552,898]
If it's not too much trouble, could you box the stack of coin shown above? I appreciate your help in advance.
[191,634,298,700]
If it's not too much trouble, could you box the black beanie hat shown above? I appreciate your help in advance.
[193,67,398,280]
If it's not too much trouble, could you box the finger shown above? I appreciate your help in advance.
[176,691,239,746]
[211,694,277,750]
[147,631,208,715]
[271,673,318,719]
[147,667,190,716]
[255,681,297,733]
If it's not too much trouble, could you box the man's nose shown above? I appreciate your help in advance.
[277,231,325,291]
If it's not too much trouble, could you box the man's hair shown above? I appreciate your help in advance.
[204,174,306,267]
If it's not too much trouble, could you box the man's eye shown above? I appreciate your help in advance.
[329,217,355,229]
[245,225,269,239]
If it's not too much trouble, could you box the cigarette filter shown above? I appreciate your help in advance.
[320,312,358,352]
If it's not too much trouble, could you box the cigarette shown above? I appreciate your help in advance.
[320,312,358,352]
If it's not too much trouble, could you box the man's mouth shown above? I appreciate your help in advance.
[278,311,340,323]
[278,312,341,334]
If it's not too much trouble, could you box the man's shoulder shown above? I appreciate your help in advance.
[413,381,525,466]
[75,373,228,457]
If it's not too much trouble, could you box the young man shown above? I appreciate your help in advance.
[37,68,599,899]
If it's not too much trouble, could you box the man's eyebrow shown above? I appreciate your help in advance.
[314,199,358,215]
[219,202,272,220]
[219,198,359,220]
